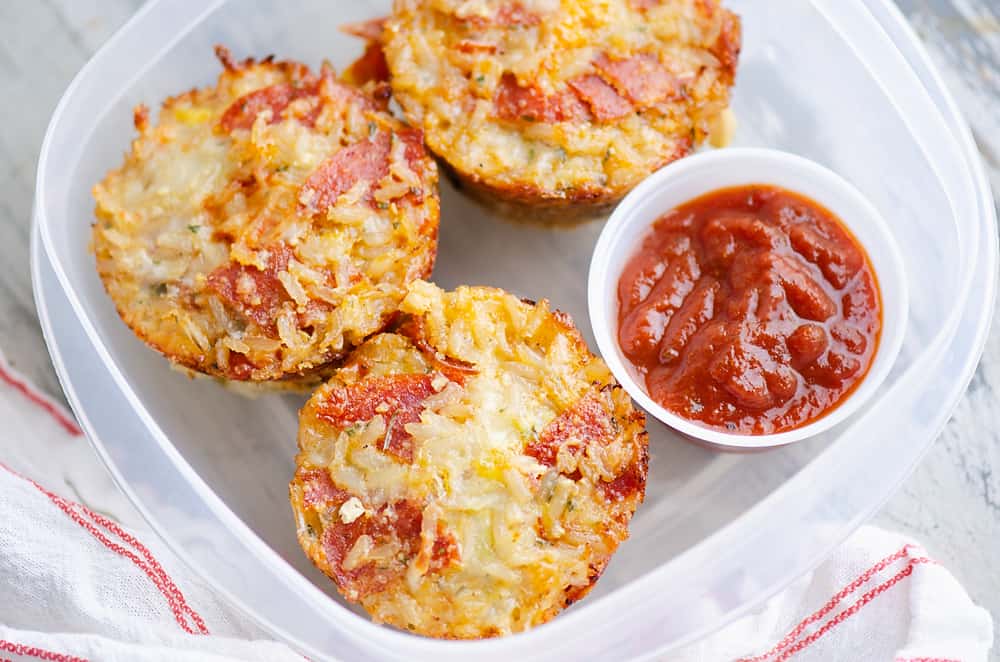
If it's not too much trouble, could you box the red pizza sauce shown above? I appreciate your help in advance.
[616,185,881,434]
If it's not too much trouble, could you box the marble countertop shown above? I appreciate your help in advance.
[2,0,997,630]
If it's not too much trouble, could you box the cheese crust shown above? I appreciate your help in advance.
[382,0,740,219]
[291,281,648,637]
[93,48,440,385]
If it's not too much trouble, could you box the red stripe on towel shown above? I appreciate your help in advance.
[0,639,87,662]
[0,360,81,436]
[0,463,209,635]
[738,544,940,661]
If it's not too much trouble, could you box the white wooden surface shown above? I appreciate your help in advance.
[1,0,997,630]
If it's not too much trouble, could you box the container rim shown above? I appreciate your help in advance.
[31,0,998,659]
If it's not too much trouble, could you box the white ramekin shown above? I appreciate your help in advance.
[588,148,909,450]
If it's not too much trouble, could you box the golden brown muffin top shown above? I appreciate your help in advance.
[93,47,439,384]
[292,281,648,637]
[382,0,739,206]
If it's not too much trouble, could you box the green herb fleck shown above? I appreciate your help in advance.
[368,121,377,138]
[377,201,390,210]
[187,224,200,233]
[475,74,485,84]
[305,523,316,536]
[555,147,568,162]
[275,164,289,172]
[567,499,575,512]
[527,147,536,161]
[521,114,536,122]
[152,283,168,296]
[392,221,400,230]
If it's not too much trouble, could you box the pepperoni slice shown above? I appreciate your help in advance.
[340,17,387,42]
[226,352,256,380]
[396,128,430,179]
[396,317,478,385]
[428,524,460,572]
[494,73,551,122]
[219,82,319,132]
[597,446,648,503]
[431,355,478,385]
[550,89,593,122]
[300,132,392,214]
[300,129,426,212]
[322,500,418,597]
[318,498,455,599]
[299,469,353,508]
[207,245,294,332]
[387,500,425,540]
[315,374,436,462]
[568,74,633,121]
[342,41,390,86]
[494,73,589,123]
[321,516,372,590]
[595,53,678,107]
[526,391,615,467]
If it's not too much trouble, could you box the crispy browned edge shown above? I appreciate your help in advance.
[433,140,692,227]
[289,294,649,638]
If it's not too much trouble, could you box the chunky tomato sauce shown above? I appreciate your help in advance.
[617,185,881,434]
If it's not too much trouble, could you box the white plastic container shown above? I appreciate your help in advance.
[32,1,997,660]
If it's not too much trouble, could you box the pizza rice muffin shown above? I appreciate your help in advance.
[290,281,648,638]
[379,0,740,220]
[92,47,440,385]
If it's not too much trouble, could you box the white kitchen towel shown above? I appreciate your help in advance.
[0,350,992,662]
